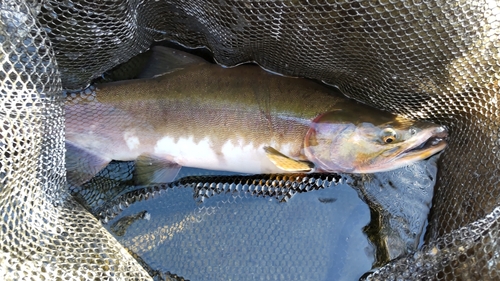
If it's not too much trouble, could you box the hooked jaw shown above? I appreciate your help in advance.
[397,125,448,162]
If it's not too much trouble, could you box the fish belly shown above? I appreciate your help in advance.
[152,136,292,174]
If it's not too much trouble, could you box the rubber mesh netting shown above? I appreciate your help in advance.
[1,0,500,280]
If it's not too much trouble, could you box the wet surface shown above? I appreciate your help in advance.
[75,154,439,281]
[103,171,374,281]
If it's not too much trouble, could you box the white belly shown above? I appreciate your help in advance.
[153,136,292,174]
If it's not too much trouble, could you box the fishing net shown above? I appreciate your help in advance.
[1,0,499,280]
[0,1,151,279]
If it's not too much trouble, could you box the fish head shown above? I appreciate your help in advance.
[303,110,448,173]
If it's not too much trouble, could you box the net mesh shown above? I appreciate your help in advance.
[1,0,500,280]
[0,1,151,279]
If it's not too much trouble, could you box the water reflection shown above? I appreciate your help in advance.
[103,170,373,281]
[71,154,439,280]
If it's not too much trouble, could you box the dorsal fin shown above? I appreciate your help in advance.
[137,46,208,79]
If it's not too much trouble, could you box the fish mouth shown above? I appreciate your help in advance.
[399,126,448,160]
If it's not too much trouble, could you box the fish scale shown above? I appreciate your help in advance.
[65,47,447,185]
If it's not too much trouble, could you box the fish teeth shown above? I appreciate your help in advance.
[431,138,442,146]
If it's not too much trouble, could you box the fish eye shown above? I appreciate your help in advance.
[381,128,397,144]
[383,136,395,143]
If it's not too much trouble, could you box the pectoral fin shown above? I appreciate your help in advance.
[134,154,182,185]
[263,146,314,172]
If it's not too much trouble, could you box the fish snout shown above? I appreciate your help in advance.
[429,125,448,145]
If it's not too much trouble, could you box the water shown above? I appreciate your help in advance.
[83,154,438,280]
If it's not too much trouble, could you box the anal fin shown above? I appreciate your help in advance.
[263,146,313,172]
[66,141,112,186]
[134,154,182,185]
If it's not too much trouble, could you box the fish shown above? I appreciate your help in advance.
[65,46,447,185]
